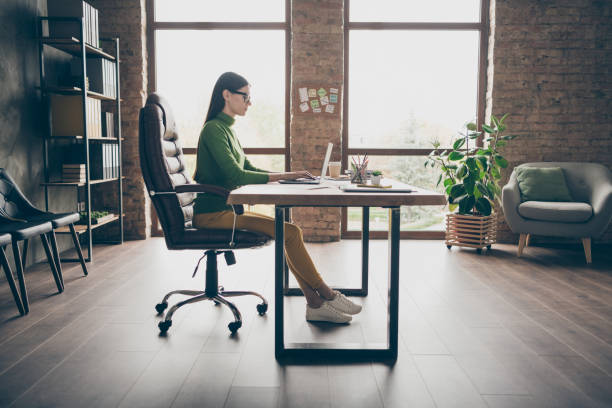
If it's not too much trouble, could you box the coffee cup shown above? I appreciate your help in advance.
[328,162,341,178]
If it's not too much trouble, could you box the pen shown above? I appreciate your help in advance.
[308,186,329,190]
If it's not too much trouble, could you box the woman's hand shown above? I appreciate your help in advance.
[268,171,314,182]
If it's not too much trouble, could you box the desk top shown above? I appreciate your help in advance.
[227,179,446,207]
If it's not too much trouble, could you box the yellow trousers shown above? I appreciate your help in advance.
[193,210,324,289]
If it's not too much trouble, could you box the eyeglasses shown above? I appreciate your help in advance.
[229,90,251,104]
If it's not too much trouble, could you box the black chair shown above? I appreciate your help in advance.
[0,220,62,314]
[0,169,88,280]
[0,232,24,315]
[139,93,271,335]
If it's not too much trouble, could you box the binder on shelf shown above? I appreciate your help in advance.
[50,94,101,137]
[70,58,116,98]
[101,112,114,138]
[48,0,98,47]
[89,142,117,180]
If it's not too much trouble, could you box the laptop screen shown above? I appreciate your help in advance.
[320,142,333,179]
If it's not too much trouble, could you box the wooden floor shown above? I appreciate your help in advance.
[0,238,611,408]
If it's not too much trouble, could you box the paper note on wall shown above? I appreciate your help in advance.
[298,87,309,102]
[308,88,317,98]
[299,102,309,112]
[320,96,329,105]
[329,94,338,103]
[325,104,335,114]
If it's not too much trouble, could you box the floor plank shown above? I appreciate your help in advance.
[0,238,610,407]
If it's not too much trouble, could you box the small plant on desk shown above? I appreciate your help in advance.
[371,170,383,185]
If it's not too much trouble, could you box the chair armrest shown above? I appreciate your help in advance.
[502,177,522,229]
[170,184,245,215]
[590,181,612,223]
[174,183,230,198]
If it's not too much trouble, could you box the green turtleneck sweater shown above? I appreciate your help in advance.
[193,112,269,214]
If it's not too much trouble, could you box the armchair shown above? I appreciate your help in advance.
[139,93,270,335]
[502,162,612,263]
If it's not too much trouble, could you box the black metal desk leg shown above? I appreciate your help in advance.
[361,206,370,296]
[388,207,400,360]
[283,208,290,291]
[275,206,286,360]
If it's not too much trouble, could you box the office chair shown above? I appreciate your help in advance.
[0,218,62,314]
[0,169,88,280]
[0,232,24,315]
[139,93,270,335]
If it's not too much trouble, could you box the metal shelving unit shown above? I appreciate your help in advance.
[38,15,123,262]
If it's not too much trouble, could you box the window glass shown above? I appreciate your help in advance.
[155,30,285,148]
[349,0,480,23]
[349,30,479,149]
[155,0,285,22]
[347,156,447,231]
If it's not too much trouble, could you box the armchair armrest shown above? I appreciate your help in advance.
[153,184,244,215]
[589,180,612,232]
[502,176,522,229]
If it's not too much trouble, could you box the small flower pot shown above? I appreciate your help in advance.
[445,212,496,253]
[371,175,382,185]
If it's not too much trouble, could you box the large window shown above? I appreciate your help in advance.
[343,0,489,238]
[148,1,289,233]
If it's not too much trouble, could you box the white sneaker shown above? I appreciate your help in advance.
[306,302,352,324]
[327,291,362,315]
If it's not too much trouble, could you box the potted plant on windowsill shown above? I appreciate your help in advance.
[425,114,518,252]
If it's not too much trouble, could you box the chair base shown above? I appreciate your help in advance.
[155,250,268,335]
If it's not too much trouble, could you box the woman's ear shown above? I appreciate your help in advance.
[222,89,230,102]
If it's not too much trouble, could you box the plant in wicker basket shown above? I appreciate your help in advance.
[425,114,518,252]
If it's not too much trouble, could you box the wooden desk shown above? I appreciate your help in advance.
[228,180,445,362]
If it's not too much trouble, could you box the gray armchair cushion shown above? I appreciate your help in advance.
[518,201,593,223]
[502,162,612,238]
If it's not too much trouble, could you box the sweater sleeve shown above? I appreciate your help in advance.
[203,123,269,187]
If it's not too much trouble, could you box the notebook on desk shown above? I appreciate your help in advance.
[279,142,333,184]
[339,184,415,193]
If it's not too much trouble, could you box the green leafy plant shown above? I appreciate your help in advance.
[424,114,518,216]
[372,170,383,176]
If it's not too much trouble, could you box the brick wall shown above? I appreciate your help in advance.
[290,0,344,242]
[90,0,150,239]
[489,0,612,243]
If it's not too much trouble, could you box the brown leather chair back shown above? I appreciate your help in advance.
[139,93,195,243]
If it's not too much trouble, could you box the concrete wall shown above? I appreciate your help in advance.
[0,0,76,269]
[490,0,612,243]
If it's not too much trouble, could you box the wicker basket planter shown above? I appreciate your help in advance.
[445,213,496,253]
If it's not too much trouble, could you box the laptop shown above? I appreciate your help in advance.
[279,142,333,184]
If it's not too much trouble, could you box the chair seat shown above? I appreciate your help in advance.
[168,228,271,250]
[26,212,80,228]
[0,233,11,246]
[518,201,593,223]
[0,221,53,240]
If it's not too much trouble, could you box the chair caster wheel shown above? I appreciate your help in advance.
[158,320,172,333]
[256,303,268,316]
[213,300,220,306]
[487,244,492,249]
[155,302,168,314]
[476,248,482,254]
[447,245,452,249]
[228,321,242,334]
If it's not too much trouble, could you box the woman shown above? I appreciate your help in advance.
[193,72,361,324]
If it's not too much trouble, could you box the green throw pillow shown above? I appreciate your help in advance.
[516,167,573,202]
